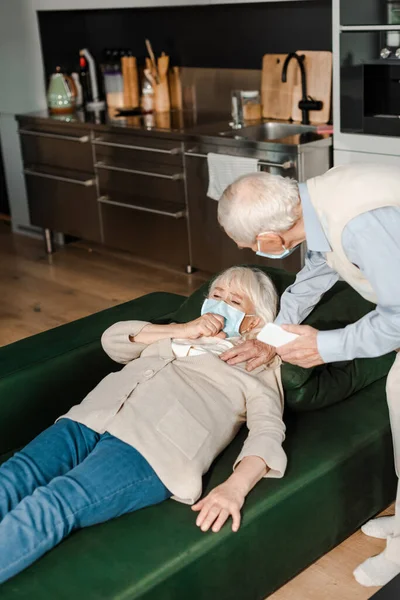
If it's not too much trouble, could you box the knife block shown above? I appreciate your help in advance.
[154,77,170,113]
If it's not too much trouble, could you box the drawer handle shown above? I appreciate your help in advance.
[258,160,294,170]
[185,150,293,170]
[98,196,186,219]
[20,129,90,143]
[184,150,208,158]
[95,162,183,181]
[94,138,181,155]
[24,169,95,187]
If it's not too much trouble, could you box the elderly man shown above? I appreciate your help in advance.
[218,163,400,588]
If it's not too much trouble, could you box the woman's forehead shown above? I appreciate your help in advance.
[214,280,245,297]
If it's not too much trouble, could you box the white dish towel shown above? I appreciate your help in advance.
[206,153,259,201]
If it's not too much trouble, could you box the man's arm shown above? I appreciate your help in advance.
[317,207,400,362]
[275,250,340,326]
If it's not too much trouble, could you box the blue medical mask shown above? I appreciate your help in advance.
[256,233,299,260]
[201,298,249,338]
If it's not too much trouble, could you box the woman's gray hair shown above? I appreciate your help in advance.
[218,172,300,245]
[209,266,278,327]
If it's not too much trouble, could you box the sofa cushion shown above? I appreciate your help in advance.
[0,379,396,599]
[171,266,395,410]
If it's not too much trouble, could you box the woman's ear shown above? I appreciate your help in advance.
[241,316,261,334]
[250,316,262,331]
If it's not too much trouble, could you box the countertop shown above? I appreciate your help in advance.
[17,109,332,150]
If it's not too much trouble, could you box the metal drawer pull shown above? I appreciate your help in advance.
[24,169,95,187]
[95,162,183,181]
[258,160,294,170]
[185,150,293,170]
[185,151,208,158]
[94,138,181,155]
[98,196,186,219]
[20,129,90,143]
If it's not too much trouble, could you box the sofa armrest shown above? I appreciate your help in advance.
[0,292,185,457]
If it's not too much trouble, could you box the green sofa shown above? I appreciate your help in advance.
[0,267,397,600]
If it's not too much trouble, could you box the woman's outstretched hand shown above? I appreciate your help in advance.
[192,456,267,533]
[182,314,226,340]
[191,480,245,533]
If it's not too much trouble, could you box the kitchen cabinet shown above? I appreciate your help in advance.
[26,170,100,242]
[17,111,331,275]
[92,130,190,269]
[18,115,191,270]
[19,121,101,243]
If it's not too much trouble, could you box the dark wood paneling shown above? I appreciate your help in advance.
[26,174,101,243]
[97,167,185,203]
[94,143,183,170]
[101,202,189,268]
[20,132,93,173]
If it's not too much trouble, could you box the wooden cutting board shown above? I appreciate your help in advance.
[261,54,296,120]
[291,51,332,124]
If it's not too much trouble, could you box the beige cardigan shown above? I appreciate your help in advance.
[60,321,287,504]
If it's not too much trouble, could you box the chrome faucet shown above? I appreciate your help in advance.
[281,52,322,125]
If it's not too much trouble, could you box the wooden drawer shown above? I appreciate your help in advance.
[100,201,189,268]
[20,126,93,173]
[97,164,185,204]
[25,168,101,243]
[99,192,186,216]
[93,132,183,168]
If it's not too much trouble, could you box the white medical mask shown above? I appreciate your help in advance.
[256,232,299,260]
[201,298,254,338]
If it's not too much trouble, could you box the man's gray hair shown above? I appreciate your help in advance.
[218,172,300,244]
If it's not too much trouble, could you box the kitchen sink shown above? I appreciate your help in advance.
[218,122,316,141]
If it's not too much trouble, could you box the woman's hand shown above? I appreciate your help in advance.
[220,339,276,371]
[192,480,245,533]
[182,314,226,340]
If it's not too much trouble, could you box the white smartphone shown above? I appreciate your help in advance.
[257,323,299,348]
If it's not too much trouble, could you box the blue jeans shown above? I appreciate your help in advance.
[0,419,171,584]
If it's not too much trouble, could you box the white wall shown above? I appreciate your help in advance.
[0,1,47,233]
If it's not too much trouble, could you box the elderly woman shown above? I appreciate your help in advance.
[0,266,286,584]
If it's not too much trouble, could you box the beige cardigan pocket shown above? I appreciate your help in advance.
[156,404,209,460]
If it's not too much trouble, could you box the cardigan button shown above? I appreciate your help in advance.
[144,369,154,379]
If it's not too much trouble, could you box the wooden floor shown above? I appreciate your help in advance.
[0,220,394,599]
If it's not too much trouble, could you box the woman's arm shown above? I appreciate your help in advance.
[192,455,267,533]
[102,314,226,364]
[134,313,226,344]
[192,371,286,533]
[101,321,152,364]
[133,323,186,345]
